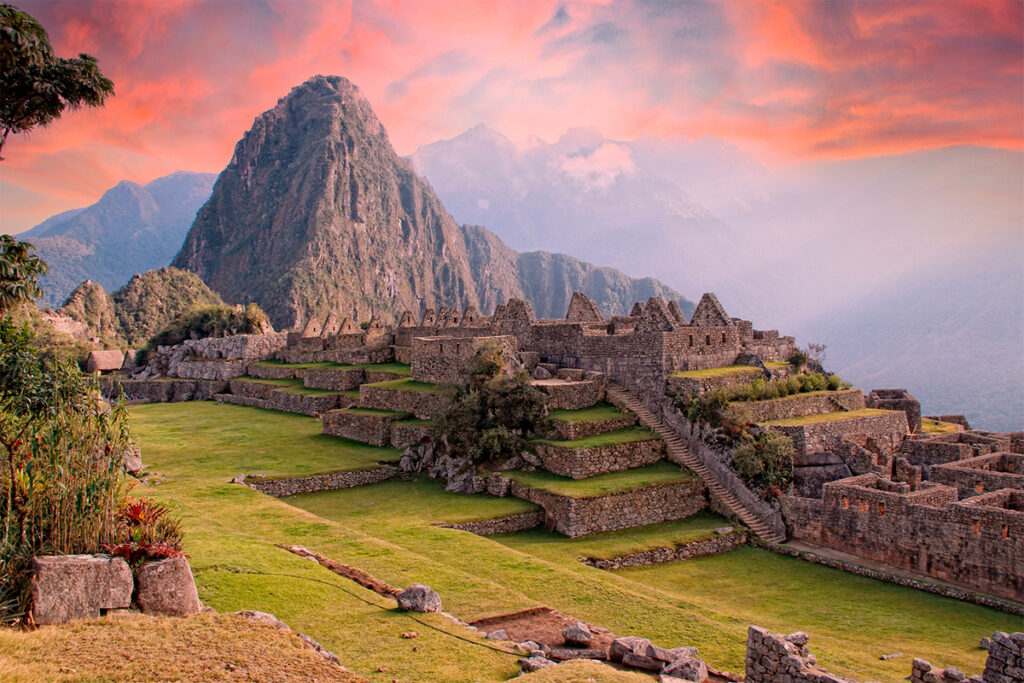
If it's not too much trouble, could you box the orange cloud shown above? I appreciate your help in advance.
[1,0,1020,233]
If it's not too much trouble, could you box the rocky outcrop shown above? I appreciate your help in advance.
[172,75,693,328]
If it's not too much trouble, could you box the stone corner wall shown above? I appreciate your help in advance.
[744,626,856,683]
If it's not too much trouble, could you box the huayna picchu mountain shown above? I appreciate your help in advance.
[172,75,692,328]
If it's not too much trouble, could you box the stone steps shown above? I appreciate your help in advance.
[606,383,785,544]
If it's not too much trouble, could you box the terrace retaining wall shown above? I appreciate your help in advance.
[768,411,909,456]
[534,438,665,479]
[439,510,545,535]
[103,378,228,403]
[736,390,865,423]
[321,409,407,447]
[359,384,454,420]
[497,476,707,537]
[549,414,636,440]
[245,466,400,496]
[582,531,748,570]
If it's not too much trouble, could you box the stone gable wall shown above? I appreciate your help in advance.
[534,439,665,479]
[410,335,518,385]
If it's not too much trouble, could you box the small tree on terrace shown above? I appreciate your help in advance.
[0,3,114,159]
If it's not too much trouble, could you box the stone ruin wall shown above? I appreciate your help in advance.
[931,453,1024,500]
[487,476,707,537]
[770,411,910,456]
[410,335,519,385]
[534,439,665,479]
[783,474,1024,602]
[737,389,866,423]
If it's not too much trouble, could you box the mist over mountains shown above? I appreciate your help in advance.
[413,127,1023,431]
[21,172,216,308]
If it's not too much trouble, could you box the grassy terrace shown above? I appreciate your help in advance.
[249,360,412,375]
[532,426,659,450]
[363,378,457,393]
[670,365,762,379]
[502,461,691,498]
[121,403,1021,681]
[339,407,411,418]
[765,361,790,368]
[761,408,892,427]
[922,418,960,434]
[732,388,851,405]
[232,376,352,397]
[393,417,435,427]
[494,512,737,562]
[547,402,630,423]
[233,376,302,386]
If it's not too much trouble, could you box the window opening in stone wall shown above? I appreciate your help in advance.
[877,502,885,516]
[1002,524,1010,540]
[688,335,693,347]
[721,333,726,343]
[976,481,984,493]
[859,500,868,513]
[841,497,849,509]
[973,520,981,535]
[705,334,711,345]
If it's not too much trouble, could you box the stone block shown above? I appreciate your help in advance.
[396,583,442,612]
[31,554,133,625]
[135,555,201,617]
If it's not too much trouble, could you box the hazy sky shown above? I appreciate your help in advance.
[1,0,1022,233]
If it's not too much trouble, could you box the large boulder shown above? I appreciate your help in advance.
[662,656,708,682]
[31,554,133,625]
[609,636,651,662]
[135,555,201,616]
[396,583,442,613]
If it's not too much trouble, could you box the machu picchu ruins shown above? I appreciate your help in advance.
[95,289,1024,680]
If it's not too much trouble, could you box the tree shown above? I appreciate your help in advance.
[0,3,114,160]
[0,235,48,315]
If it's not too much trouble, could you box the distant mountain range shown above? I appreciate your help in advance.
[20,172,216,308]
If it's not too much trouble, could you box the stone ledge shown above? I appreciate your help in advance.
[582,531,748,570]
[245,466,401,497]
[534,438,665,479]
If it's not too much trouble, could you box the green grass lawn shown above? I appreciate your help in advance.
[493,512,736,561]
[232,376,302,387]
[671,365,762,379]
[921,418,959,434]
[616,547,1020,679]
[363,378,457,393]
[765,361,790,368]
[393,417,435,427]
[124,403,1021,682]
[532,426,659,450]
[547,403,631,423]
[761,408,892,426]
[340,407,411,418]
[503,461,692,498]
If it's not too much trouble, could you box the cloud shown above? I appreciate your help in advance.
[556,142,636,191]
[1,0,1021,233]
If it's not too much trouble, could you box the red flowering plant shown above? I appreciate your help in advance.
[104,497,184,567]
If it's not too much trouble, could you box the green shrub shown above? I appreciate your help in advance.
[788,351,808,367]
[433,347,548,464]
[786,376,802,394]
[827,374,842,391]
[733,432,795,493]
[104,498,184,568]
[799,375,815,392]
[145,303,270,351]
[809,373,827,391]
[0,318,131,624]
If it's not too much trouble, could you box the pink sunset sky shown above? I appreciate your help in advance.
[1,0,1022,233]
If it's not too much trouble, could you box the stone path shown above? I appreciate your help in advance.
[606,382,786,543]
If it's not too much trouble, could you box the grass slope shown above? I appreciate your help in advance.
[120,403,1020,681]
[503,461,692,498]
[670,365,762,379]
[0,613,364,682]
[547,403,630,423]
[761,408,892,426]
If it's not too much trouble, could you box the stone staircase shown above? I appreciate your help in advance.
[606,382,786,543]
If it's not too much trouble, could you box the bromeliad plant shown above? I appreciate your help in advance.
[104,497,183,567]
